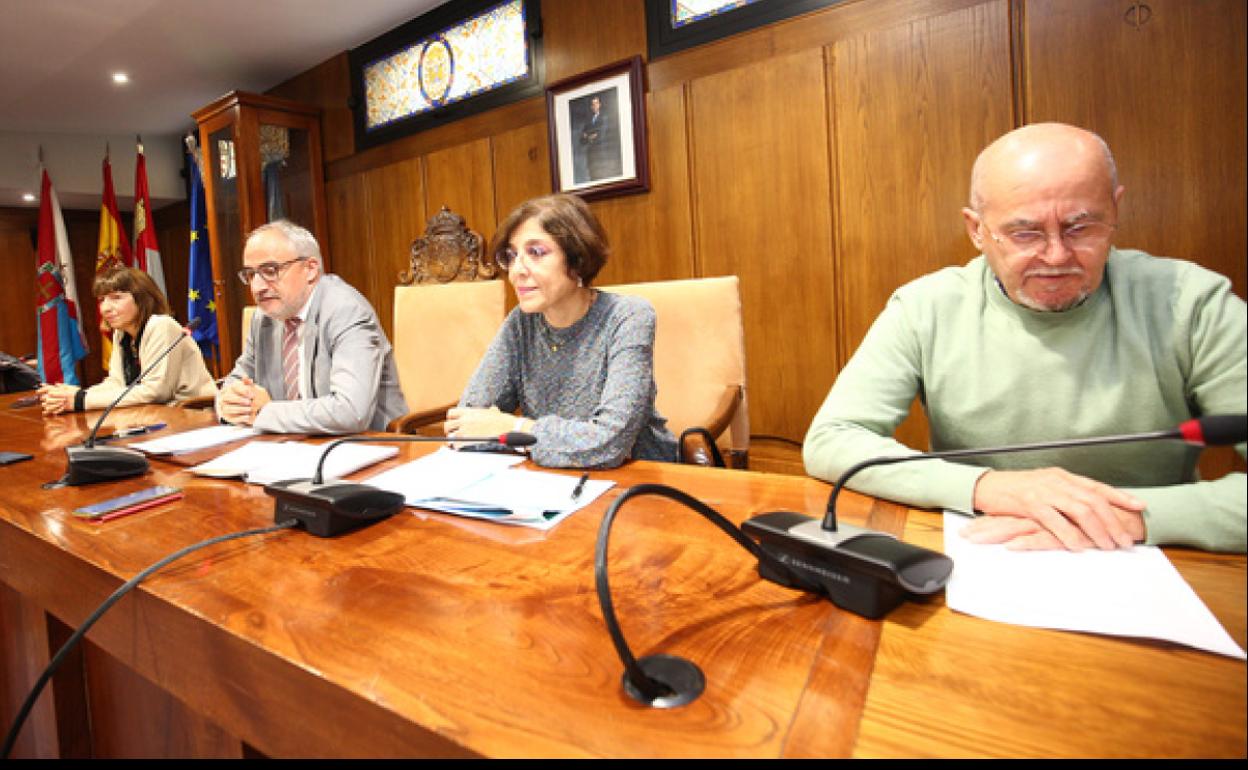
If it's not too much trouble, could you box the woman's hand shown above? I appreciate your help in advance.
[37,383,80,416]
[445,406,523,439]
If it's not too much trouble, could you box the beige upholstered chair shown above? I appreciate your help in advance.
[240,305,255,349]
[388,207,506,433]
[387,280,506,433]
[176,304,257,409]
[601,276,749,468]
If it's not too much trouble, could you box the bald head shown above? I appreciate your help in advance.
[969,123,1118,212]
[961,123,1125,312]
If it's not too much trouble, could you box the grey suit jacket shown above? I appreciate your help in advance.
[220,274,408,434]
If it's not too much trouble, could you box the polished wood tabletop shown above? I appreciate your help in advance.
[1,395,1244,758]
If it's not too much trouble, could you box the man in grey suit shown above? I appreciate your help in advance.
[217,220,407,434]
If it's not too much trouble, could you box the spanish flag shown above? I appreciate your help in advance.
[95,152,132,370]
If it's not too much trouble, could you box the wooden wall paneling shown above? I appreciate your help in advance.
[541,0,647,83]
[324,173,377,339]
[648,0,993,91]
[0,209,39,360]
[1023,0,1247,300]
[591,84,697,286]
[268,53,356,164]
[362,156,427,340]
[689,49,838,442]
[155,200,191,325]
[490,121,552,228]
[830,0,1013,449]
[423,139,497,235]
[327,98,547,183]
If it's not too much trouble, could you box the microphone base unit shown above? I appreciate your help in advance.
[264,479,405,538]
[742,511,954,620]
[623,655,706,709]
[63,445,150,486]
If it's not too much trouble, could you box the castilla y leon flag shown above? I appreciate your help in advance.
[96,152,132,371]
[36,169,88,386]
[134,138,167,297]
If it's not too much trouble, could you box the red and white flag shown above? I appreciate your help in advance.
[133,139,167,296]
[36,168,88,385]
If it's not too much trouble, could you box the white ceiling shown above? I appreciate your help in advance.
[0,0,447,208]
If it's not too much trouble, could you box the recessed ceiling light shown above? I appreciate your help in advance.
[22,193,36,202]
[112,72,129,85]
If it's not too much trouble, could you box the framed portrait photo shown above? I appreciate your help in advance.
[545,56,650,201]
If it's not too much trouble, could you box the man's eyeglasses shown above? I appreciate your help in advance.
[495,243,554,271]
[982,221,1117,258]
[237,256,308,284]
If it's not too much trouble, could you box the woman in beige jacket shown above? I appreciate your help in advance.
[38,267,216,414]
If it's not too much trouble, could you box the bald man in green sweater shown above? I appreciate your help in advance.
[804,123,1246,553]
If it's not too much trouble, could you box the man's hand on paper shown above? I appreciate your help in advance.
[963,464,1148,549]
[968,468,1147,551]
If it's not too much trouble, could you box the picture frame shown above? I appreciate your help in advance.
[545,56,650,201]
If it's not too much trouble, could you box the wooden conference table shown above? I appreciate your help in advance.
[1,395,1244,758]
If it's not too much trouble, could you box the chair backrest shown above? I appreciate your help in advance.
[600,276,749,464]
[392,280,507,412]
[241,305,256,351]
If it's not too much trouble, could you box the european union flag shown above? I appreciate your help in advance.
[186,145,218,357]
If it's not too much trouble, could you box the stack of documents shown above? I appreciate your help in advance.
[365,448,614,531]
[131,425,259,455]
[189,440,398,485]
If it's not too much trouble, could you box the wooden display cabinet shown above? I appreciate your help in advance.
[192,91,328,370]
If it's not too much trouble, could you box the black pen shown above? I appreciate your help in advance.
[570,472,589,500]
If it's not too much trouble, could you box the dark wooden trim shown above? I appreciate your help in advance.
[326,97,547,181]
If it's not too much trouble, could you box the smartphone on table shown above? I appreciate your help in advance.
[72,485,183,522]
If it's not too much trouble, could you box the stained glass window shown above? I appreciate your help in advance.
[672,0,763,29]
[354,0,538,145]
[647,0,843,60]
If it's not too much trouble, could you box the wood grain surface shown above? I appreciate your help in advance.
[1,395,1244,758]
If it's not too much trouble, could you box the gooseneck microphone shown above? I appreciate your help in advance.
[742,414,1247,619]
[60,318,202,486]
[264,432,538,537]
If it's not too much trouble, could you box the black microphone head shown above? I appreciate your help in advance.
[501,431,537,448]
[185,317,202,332]
[1181,414,1248,446]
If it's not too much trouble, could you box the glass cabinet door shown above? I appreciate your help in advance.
[193,91,327,370]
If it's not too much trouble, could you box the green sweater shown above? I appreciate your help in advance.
[803,249,1247,552]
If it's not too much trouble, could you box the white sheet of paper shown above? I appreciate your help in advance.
[131,425,259,455]
[365,448,525,499]
[943,512,1245,659]
[189,440,398,484]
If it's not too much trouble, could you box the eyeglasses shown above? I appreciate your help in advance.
[981,221,1117,258]
[237,256,308,284]
[495,243,555,271]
